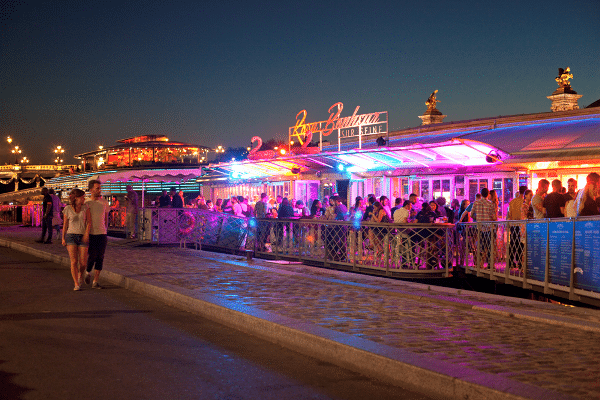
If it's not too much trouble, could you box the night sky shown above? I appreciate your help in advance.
[2,0,599,164]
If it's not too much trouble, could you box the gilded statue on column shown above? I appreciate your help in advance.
[555,67,573,88]
[425,90,439,111]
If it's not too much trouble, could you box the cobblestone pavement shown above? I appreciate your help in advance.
[2,226,600,399]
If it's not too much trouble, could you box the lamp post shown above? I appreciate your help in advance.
[11,146,22,164]
[54,145,65,168]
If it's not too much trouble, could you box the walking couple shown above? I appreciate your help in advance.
[61,180,109,291]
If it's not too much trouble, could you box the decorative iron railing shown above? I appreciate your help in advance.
[253,218,455,277]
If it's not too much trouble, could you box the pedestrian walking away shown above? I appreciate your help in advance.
[85,179,109,289]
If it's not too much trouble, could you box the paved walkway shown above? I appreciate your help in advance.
[2,225,599,399]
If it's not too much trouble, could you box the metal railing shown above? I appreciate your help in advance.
[457,217,600,303]
[0,204,44,226]
[253,218,455,277]
[141,208,252,253]
[108,207,127,229]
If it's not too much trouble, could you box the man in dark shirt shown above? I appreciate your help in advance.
[333,196,348,220]
[565,178,578,201]
[543,179,566,218]
[37,187,54,243]
[171,187,183,208]
[362,196,376,221]
[159,190,171,207]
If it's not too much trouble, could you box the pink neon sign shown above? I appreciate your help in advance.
[289,102,388,148]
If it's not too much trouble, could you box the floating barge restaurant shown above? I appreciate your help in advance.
[46,134,211,200]
[41,71,599,214]
[197,85,600,216]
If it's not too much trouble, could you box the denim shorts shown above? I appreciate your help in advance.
[65,233,88,247]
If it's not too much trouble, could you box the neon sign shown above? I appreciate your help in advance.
[289,102,388,150]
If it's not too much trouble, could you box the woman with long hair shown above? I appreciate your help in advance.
[61,189,90,291]
[214,198,223,212]
[521,190,534,219]
[379,195,392,220]
[489,189,499,218]
[458,199,470,223]
[349,196,364,218]
[310,199,323,217]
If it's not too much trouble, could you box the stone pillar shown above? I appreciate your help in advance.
[418,109,447,125]
[547,87,583,112]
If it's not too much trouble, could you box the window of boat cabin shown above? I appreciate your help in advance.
[469,178,488,202]
[420,180,430,201]
[432,179,451,203]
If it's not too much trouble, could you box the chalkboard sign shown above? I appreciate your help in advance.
[574,220,600,292]
[548,221,572,287]
[526,222,547,282]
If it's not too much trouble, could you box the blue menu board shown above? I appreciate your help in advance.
[526,222,547,282]
[548,221,572,287]
[574,220,600,292]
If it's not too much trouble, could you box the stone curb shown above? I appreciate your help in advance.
[0,238,577,400]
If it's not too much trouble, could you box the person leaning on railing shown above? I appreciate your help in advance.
[393,200,412,224]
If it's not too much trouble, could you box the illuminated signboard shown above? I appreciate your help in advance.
[289,102,388,150]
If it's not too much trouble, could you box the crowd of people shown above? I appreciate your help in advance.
[502,173,600,222]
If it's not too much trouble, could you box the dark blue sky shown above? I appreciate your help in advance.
[2,0,599,164]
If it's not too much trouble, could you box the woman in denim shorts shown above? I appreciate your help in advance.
[61,189,90,290]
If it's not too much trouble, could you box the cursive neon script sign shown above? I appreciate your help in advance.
[289,102,388,149]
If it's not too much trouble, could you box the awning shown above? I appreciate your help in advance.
[90,168,201,183]
[208,138,504,180]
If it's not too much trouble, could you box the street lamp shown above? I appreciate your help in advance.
[21,157,29,164]
[54,146,65,165]
[7,136,12,144]
[11,146,22,164]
